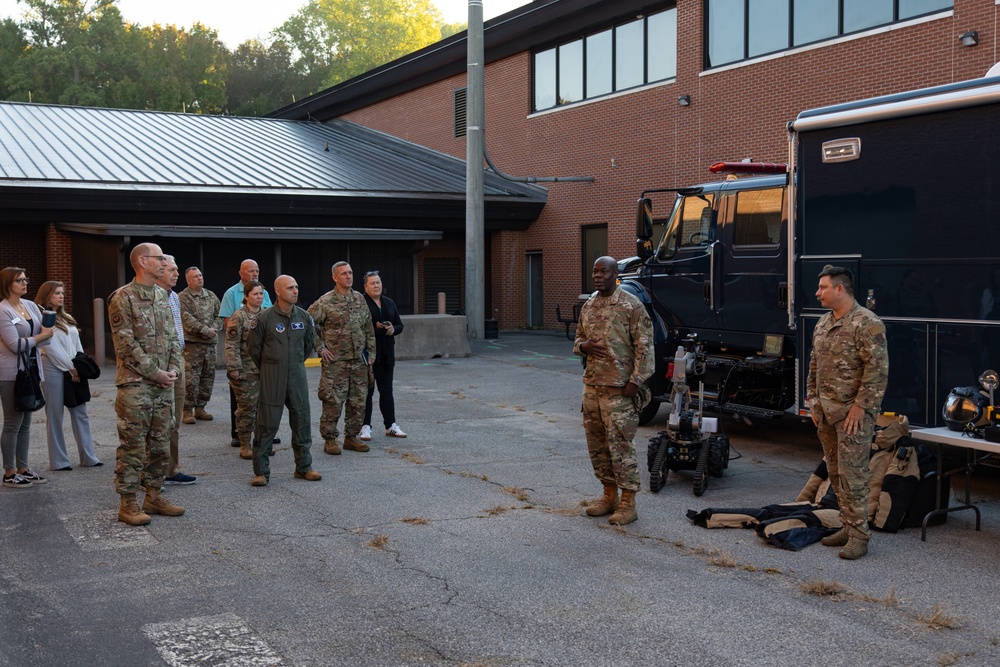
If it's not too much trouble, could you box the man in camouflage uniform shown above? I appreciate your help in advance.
[247,275,321,486]
[308,262,375,455]
[179,266,222,424]
[807,265,888,560]
[108,242,185,526]
[225,280,265,460]
[574,256,654,526]
[155,255,196,485]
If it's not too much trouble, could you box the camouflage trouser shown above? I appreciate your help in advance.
[582,385,640,492]
[318,359,369,443]
[114,384,173,495]
[183,341,217,408]
[817,411,874,538]
[230,375,260,440]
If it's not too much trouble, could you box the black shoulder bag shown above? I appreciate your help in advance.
[14,339,46,412]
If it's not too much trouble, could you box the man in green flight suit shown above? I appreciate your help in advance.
[247,274,321,486]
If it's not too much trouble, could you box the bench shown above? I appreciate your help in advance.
[555,303,580,340]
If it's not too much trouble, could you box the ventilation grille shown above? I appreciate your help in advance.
[454,88,467,138]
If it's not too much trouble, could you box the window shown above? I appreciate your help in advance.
[657,193,715,260]
[582,225,608,293]
[533,6,677,112]
[706,0,953,68]
[732,189,783,246]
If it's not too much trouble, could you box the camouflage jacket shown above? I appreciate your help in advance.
[807,301,889,422]
[225,306,260,379]
[574,287,654,388]
[307,289,375,363]
[108,280,181,387]
[179,287,222,344]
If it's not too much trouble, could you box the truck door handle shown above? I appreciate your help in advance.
[778,281,788,309]
[703,280,711,306]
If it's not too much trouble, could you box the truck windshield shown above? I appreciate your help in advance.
[655,193,715,260]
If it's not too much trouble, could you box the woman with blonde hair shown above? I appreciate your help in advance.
[34,281,101,470]
[0,267,54,488]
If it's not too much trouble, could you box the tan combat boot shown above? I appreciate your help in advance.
[585,484,619,517]
[343,436,369,453]
[238,433,253,460]
[324,440,341,455]
[251,475,268,487]
[821,526,850,547]
[182,408,195,425]
[142,488,185,516]
[194,407,213,421]
[608,489,638,525]
[118,493,151,526]
[839,527,869,560]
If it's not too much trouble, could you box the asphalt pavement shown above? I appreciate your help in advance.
[2,331,1000,666]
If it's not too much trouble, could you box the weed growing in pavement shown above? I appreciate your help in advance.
[399,516,430,525]
[484,506,510,516]
[502,486,530,501]
[858,585,900,608]
[513,405,526,411]
[801,579,848,600]
[366,535,389,550]
[917,605,963,631]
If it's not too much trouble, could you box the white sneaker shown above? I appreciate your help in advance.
[359,425,372,441]
[385,423,407,438]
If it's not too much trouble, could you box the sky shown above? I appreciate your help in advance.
[0,0,532,47]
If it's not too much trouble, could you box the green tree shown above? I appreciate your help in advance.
[226,38,300,116]
[0,18,28,99]
[441,22,465,39]
[275,0,445,89]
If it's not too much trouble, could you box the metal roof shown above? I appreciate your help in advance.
[55,223,442,241]
[0,102,545,202]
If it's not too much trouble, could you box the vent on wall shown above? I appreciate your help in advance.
[454,88,467,138]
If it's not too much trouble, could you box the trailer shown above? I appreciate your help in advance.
[626,70,1000,430]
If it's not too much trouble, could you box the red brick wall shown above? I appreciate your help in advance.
[0,224,47,302]
[344,0,999,330]
[45,224,74,312]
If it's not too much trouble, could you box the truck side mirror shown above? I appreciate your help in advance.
[636,197,654,259]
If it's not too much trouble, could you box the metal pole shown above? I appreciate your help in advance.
[465,0,485,339]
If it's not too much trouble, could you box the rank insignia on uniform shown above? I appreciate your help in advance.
[228,327,238,337]
[248,320,257,329]
[291,322,304,330]
[275,323,285,333]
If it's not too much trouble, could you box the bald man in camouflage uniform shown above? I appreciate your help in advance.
[179,267,222,424]
[807,265,888,560]
[574,256,654,526]
[308,261,376,455]
[109,242,185,526]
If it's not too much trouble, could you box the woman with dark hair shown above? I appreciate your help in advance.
[35,280,102,471]
[225,280,265,460]
[360,270,406,441]
[0,267,54,488]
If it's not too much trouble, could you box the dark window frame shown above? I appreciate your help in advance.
[532,4,677,113]
[703,0,953,69]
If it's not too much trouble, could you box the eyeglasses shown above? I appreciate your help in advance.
[143,255,168,263]
[364,271,380,278]
[14,278,28,284]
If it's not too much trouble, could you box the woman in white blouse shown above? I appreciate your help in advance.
[34,281,101,471]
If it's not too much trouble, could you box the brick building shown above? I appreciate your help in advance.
[273,0,998,331]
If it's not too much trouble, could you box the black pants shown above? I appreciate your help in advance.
[364,363,395,428]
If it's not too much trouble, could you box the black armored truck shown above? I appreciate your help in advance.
[623,72,1000,428]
